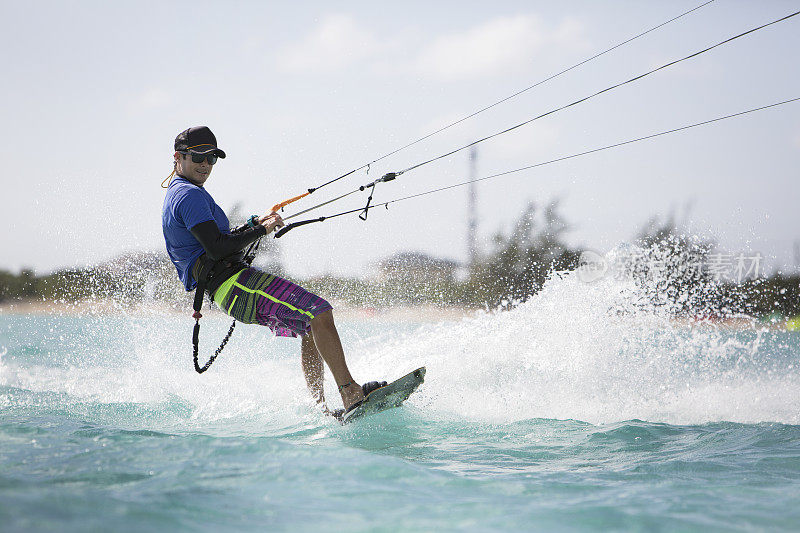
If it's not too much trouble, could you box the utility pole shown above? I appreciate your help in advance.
[467,146,478,267]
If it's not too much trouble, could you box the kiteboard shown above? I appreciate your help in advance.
[337,367,426,424]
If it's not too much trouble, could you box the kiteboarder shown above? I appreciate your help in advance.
[161,126,383,415]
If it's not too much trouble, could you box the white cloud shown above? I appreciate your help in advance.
[275,13,586,80]
[416,15,585,81]
[276,14,379,72]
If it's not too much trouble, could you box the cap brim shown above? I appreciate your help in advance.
[187,145,226,158]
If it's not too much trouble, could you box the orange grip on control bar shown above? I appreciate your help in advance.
[270,192,311,213]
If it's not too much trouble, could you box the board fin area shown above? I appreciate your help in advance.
[335,367,426,424]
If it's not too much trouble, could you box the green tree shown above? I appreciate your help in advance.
[468,200,580,308]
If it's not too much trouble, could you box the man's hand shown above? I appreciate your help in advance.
[257,212,285,234]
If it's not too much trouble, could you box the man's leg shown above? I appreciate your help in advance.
[310,309,364,410]
[301,333,325,406]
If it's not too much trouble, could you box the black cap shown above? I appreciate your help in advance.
[174,126,226,158]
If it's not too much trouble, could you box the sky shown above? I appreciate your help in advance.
[1,0,798,279]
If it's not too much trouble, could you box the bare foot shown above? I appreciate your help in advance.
[340,382,365,411]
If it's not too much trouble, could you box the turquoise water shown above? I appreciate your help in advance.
[2,273,800,531]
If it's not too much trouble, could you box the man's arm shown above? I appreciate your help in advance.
[190,220,266,261]
[190,211,284,261]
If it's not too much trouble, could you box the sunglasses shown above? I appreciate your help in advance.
[180,151,218,165]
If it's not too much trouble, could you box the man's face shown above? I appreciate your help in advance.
[175,151,215,185]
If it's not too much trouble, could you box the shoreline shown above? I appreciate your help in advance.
[0,298,796,331]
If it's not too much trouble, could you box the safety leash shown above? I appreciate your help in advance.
[191,223,261,373]
[191,272,237,374]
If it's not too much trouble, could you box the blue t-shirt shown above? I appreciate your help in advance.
[162,176,230,290]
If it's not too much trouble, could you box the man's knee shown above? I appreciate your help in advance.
[311,309,334,328]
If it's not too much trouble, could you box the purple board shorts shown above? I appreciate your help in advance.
[211,268,333,337]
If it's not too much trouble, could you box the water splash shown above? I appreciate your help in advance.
[1,244,797,431]
[357,244,799,426]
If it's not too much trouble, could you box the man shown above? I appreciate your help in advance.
[162,126,383,415]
